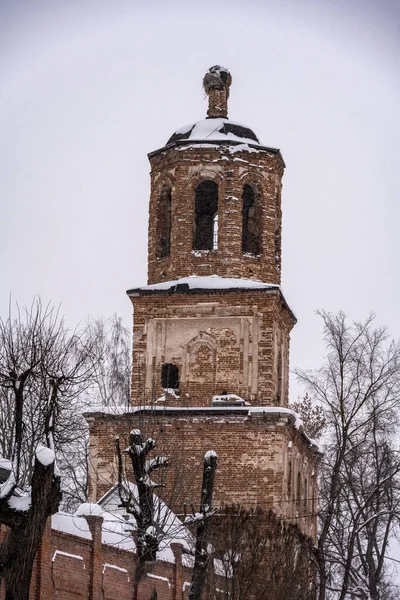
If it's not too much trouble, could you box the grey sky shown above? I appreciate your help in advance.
[1,0,400,400]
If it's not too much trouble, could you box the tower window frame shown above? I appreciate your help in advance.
[193,180,219,251]
[242,183,261,256]
[156,186,172,260]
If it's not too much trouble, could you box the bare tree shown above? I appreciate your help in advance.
[208,506,316,600]
[289,393,326,439]
[87,315,131,407]
[59,315,132,512]
[296,311,400,600]
[0,300,95,600]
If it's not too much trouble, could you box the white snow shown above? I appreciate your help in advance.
[204,450,217,459]
[102,563,129,575]
[52,550,84,563]
[172,118,262,146]
[0,469,16,499]
[247,406,304,429]
[98,482,193,555]
[129,275,279,294]
[52,512,92,540]
[211,393,247,404]
[75,502,104,517]
[35,444,55,466]
[8,494,31,511]
[102,520,136,552]
[0,457,12,472]
[227,143,260,154]
[147,573,171,587]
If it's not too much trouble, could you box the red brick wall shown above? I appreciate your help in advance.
[86,410,319,540]
[0,518,198,600]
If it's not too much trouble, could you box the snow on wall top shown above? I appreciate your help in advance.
[128,275,279,295]
[166,118,262,147]
[52,512,92,540]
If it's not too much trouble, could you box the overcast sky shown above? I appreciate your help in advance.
[1,0,400,399]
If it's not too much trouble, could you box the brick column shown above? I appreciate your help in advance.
[86,515,103,600]
[171,543,184,600]
[36,517,52,600]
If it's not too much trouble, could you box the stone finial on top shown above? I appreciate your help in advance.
[203,65,232,119]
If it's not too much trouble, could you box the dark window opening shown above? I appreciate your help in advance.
[194,180,218,250]
[288,461,292,499]
[242,184,260,255]
[156,187,172,259]
[276,347,283,405]
[161,363,179,390]
[297,472,301,507]
[304,478,308,512]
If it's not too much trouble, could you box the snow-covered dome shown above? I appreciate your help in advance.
[166,118,261,147]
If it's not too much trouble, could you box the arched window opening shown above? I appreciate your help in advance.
[193,180,218,250]
[161,363,179,390]
[242,184,260,255]
[156,187,172,259]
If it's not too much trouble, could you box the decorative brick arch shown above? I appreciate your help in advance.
[184,332,217,390]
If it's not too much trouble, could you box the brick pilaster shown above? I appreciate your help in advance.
[171,543,184,600]
[86,515,103,600]
[36,517,52,600]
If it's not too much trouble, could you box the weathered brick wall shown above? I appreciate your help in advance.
[147,143,284,285]
[0,518,197,600]
[86,410,319,540]
[129,288,295,408]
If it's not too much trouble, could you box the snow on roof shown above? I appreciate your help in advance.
[0,457,12,472]
[98,482,193,559]
[128,275,279,295]
[167,118,262,146]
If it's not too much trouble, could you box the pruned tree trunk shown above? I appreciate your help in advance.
[115,431,168,600]
[0,459,61,600]
[188,451,217,600]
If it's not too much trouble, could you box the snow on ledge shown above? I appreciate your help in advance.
[128,275,279,294]
[102,563,129,575]
[52,550,85,564]
[147,573,171,588]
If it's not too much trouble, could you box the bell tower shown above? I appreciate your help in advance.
[128,66,292,408]
[87,66,319,539]
[146,65,282,287]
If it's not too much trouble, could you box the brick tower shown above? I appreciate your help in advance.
[87,66,319,538]
[129,65,288,408]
